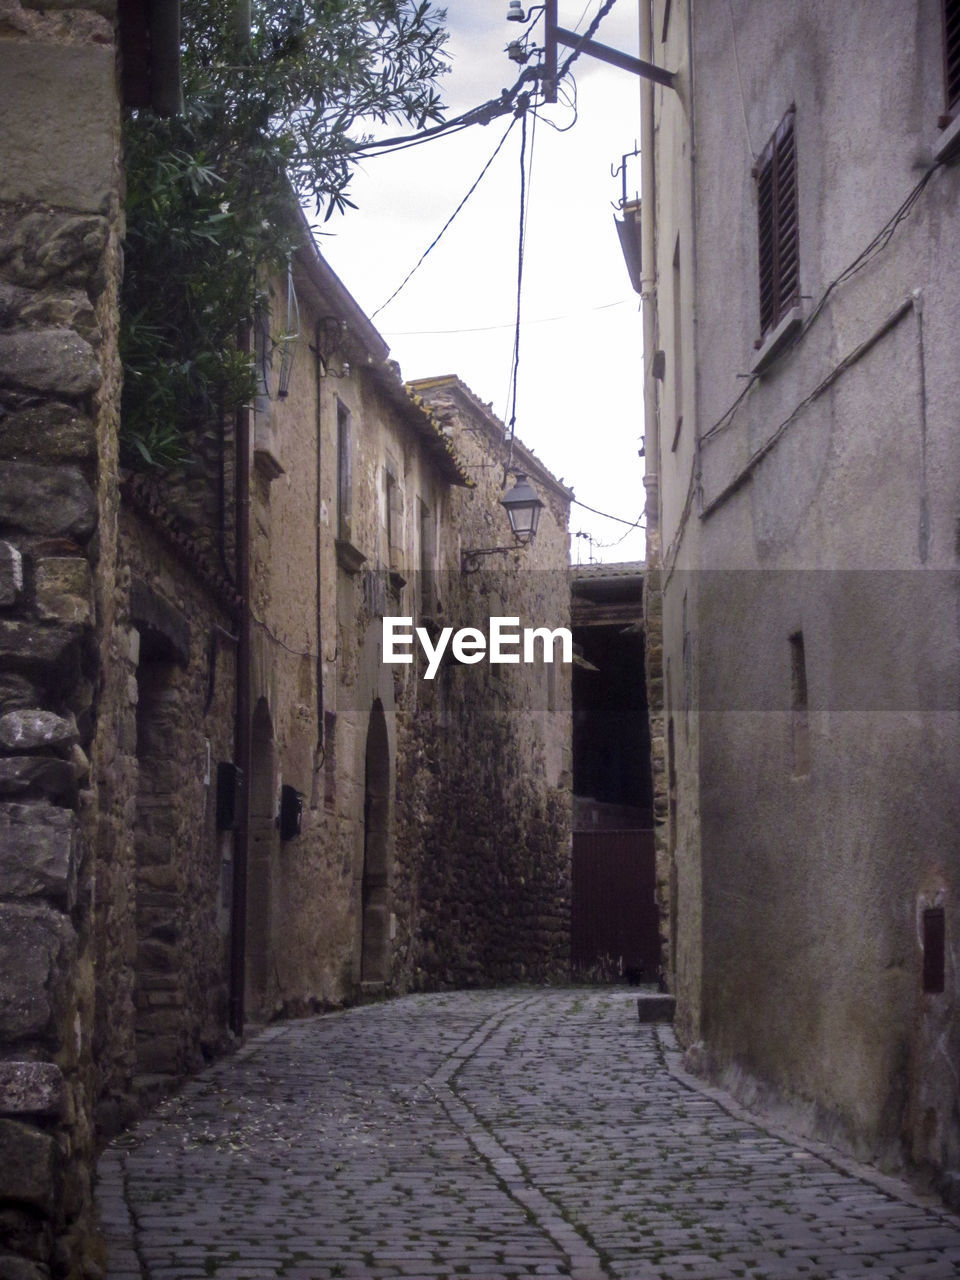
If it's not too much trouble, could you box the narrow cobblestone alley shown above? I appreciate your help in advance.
[96,990,960,1280]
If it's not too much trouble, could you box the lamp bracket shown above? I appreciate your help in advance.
[460,544,523,574]
[539,0,675,102]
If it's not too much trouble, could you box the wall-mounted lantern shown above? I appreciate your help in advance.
[501,472,544,544]
[461,472,545,572]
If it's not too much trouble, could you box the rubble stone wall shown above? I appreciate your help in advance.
[395,379,573,989]
[0,0,123,1273]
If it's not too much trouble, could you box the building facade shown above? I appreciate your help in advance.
[648,0,960,1192]
[0,19,576,1258]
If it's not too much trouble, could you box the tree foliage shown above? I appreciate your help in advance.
[120,0,448,468]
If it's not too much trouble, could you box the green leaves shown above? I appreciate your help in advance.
[120,0,448,472]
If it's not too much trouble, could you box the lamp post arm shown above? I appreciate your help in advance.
[539,0,675,101]
[460,544,524,573]
[553,27,676,89]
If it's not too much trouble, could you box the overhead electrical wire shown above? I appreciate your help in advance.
[503,103,532,468]
[382,299,627,336]
[571,497,646,528]
[371,115,519,318]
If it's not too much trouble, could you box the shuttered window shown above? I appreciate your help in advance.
[944,0,960,115]
[755,107,799,340]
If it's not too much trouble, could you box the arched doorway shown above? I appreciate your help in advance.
[360,699,391,985]
[246,696,277,1014]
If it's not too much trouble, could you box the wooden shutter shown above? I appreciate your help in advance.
[944,0,960,114]
[755,107,798,340]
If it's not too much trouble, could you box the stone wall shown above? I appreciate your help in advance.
[397,377,573,989]
[90,489,238,1128]
[0,0,123,1273]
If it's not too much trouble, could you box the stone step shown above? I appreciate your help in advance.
[637,993,676,1023]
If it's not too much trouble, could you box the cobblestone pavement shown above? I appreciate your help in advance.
[96,988,960,1280]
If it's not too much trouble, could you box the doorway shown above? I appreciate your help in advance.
[246,696,277,1014]
[360,699,391,984]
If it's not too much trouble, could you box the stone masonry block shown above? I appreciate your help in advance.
[0,802,77,907]
[0,757,78,803]
[0,464,96,540]
[0,711,77,754]
[0,1118,59,1216]
[0,622,81,683]
[0,903,76,1046]
[0,328,100,399]
[0,1062,64,1118]
[0,1253,51,1280]
[0,42,118,213]
[0,404,96,462]
[0,543,23,606]
[34,558,93,625]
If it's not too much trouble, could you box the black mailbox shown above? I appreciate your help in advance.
[279,784,302,841]
[216,762,243,830]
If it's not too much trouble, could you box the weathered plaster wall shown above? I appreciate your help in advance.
[657,0,960,1186]
[650,0,703,1041]
[0,0,123,1272]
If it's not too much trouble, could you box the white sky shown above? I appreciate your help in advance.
[317,1,647,565]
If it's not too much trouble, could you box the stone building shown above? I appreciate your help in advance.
[645,0,960,1194]
[403,376,574,987]
[0,4,575,1260]
[0,0,126,1273]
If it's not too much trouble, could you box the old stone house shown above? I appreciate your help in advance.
[645,0,960,1196]
[0,7,575,1272]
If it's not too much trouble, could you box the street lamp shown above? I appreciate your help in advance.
[461,473,546,572]
[501,472,544,545]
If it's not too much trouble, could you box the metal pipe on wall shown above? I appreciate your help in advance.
[228,323,252,1038]
[640,0,660,547]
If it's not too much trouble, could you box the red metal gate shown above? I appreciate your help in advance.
[571,829,660,981]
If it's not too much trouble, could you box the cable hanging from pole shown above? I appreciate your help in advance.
[503,99,531,477]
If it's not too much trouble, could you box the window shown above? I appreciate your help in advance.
[755,107,799,340]
[384,460,402,572]
[336,401,352,543]
[943,0,960,117]
[923,906,946,994]
[323,711,337,810]
[789,630,809,777]
[419,498,435,617]
[671,234,683,450]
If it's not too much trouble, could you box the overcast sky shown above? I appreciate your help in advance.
[318,1,647,565]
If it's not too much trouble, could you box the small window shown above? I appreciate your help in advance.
[323,711,337,811]
[923,906,946,994]
[384,462,403,571]
[755,107,799,340]
[671,233,683,450]
[336,402,352,543]
[944,0,960,117]
[419,499,435,617]
[789,630,809,777]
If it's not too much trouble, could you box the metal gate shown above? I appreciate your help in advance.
[571,829,660,982]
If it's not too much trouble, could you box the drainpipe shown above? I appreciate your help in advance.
[640,0,659,553]
[314,319,324,781]
[229,322,252,1037]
